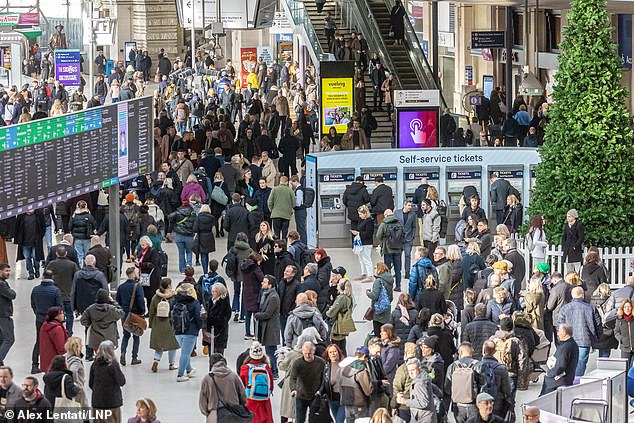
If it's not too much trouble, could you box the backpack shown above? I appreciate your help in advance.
[156,298,170,318]
[200,273,219,304]
[508,184,521,202]
[293,242,314,269]
[493,337,515,369]
[157,249,168,277]
[436,201,448,238]
[385,222,404,250]
[303,187,316,208]
[246,363,271,400]
[300,315,317,330]
[170,302,192,334]
[479,360,501,399]
[374,281,390,314]
[176,107,187,120]
[210,185,229,205]
[415,264,439,291]
[222,248,239,279]
[451,363,477,404]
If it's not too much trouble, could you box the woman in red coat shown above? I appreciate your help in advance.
[239,341,274,423]
[40,306,70,372]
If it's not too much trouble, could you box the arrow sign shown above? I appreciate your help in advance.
[186,1,191,7]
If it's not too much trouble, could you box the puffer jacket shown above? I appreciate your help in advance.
[391,306,417,353]
[486,298,514,324]
[240,257,263,312]
[342,182,370,224]
[284,303,328,348]
[408,257,438,305]
[169,205,195,235]
[380,338,401,382]
[461,317,499,360]
[69,210,97,240]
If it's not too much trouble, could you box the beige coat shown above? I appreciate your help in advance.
[278,349,303,419]
[261,159,278,187]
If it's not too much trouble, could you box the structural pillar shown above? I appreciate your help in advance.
[432,0,439,87]
[505,6,513,116]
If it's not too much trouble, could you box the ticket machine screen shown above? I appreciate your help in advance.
[490,170,524,192]
[321,197,339,210]
[362,171,398,194]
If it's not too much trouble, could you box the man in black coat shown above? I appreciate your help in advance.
[561,209,585,274]
[461,304,499,360]
[371,63,387,111]
[223,193,250,250]
[14,376,52,423]
[45,234,79,267]
[489,174,511,226]
[299,263,320,294]
[342,176,370,230]
[30,269,63,374]
[45,247,79,335]
[277,265,300,336]
[268,104,281,141]
[274,240,298,283]
[370,176,395,226]
[503,238,526,291]
[14,210,46,280]
[541,323,579,395]
[473,341,513,418]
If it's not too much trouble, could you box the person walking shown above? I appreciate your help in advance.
[445,343,479,423]
[80,289,125,361]
[268,176,295,240]
[168,201,196,274]
[255,275,281,379]
[46,246,79,335]
[366,263,395,337]
[239,341,274,423]
[116,267,145,366]
[389,0,406,45]
[69,200,97,265]
[289,176,308,245]
[14,210,46,280]
[199,354,248,423]
[39,307,69,373]
[148,278,180,372]
[172,283,203,382]
[89,340,126,423]
[370,176,394,226]
[193,205,217,275]
[420,199,441,256]
[288,341,326,423]
[224,194,250,250]
[474,341,513,418]
[561,209,585,273]
[206,282,231,356]
[30,269,63,374]
[376,209,404,292]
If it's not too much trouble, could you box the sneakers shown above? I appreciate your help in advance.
[176,375,189,382]
[187,368,197,377]
[27,274,35,280]
[151,361,159,373]
[120,356,126,366]
[233,312,239,322]
[30,366,42,374]
[131,358,142,365]
[203,345,209,356]
[244,335,254,340]
[169,364,177,371]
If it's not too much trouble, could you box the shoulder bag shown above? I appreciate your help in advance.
[54,374,82,423]
[123,282,147,336]
[210,373,254,423]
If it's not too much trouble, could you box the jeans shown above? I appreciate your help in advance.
[63,301,74,335]
[45,225,53,252]
[190,116,201,130]
[32,322,42,367]
[121,327,140,359]
[153,349,177,365]
[178,122,187,135]
[0,317,15,364]
[84,327,94,360]
[265,345,278,377]
[200,253,209,275]
[329,400,346,423]
[453,404,477,423]
[272,218,290,240]
[22,245,38,276]
[175,334,197,376]
[244,310,254,337]
[232,280,242,312]
[576,346,591,376]
[383,252,402,289]
[75,239,91,266]
[358,245,373,277]
[403,242,413,275]
[294,209,307,245]
[509,374,518,402]
[174,233,193,273]
[295,398,312,423]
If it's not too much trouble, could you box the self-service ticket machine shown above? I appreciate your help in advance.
[487,168,525,224]
[362,168,398,202]
[317,170,355,245]
[530,166,537,191]
[446,168,482,241]
[403,168,440,206]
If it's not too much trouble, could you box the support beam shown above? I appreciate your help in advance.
[505,5,513,116]
[108,184,121,288]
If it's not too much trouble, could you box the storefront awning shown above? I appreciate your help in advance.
[16,28,42,39]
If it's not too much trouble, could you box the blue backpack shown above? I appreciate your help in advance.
[480,360,501,399]
[200,273,223,305]
[246,363,271,401]
[374,281,390,314]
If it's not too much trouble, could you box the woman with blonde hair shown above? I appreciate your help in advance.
[591,283,618,358]
[352,204,375,282]
[127,398,160,423]
[502,194,523,233]
[462,242,485,289]
[305,290,319,309]
[524,277,545,330]
[370,407,392,423]
[495,224,511,239]
[148,278,179,372]
[255,220,276,275]
[425,185,439,208]
[64,336,89,408]
[564,271,582,287]
[50,99,65,116]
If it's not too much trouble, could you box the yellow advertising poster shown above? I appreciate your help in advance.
[321,78,354,135]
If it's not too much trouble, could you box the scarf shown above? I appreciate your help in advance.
[625,313,632,322]
[399,304,411,326]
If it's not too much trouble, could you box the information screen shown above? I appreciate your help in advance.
[0,96,152,219]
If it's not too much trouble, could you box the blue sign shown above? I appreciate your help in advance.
[490,170,523,179]
[406,171,439,180]
[276,33,293,43]
[449,171,481,180]
[54,50,81,87]
[319,173,354,183]
[618,15,632,69]
[421,40,429,59]
[469,95,482,106]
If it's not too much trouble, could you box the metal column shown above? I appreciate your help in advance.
[505,6,513,116]
[431,0,439,87]
[108,184,121,288]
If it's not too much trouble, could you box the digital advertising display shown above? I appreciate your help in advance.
[0,96,152,219]
[321,77,354,135]
[397,109,439,148]
[54,50,82,88]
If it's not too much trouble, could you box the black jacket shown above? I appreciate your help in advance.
[461,317,499,360]
[504,249,526,291]
[275,251,298,284]
[71,266,108,313]
[278,277,301,317]
[562,220,585,263]
[342,182,370,224]
[116,279,145,317]
[223,204,250,244]
[31,279,63,324]
[14,390,52,423]
[357,217,375,246]
[418,288,447,316]
[542,337,578,393]
[206,295,231,349]
[0,278,16,318]
[169,206,195,236]
[426,326,457,370]
[43,370,79,405]
[316,257,333,312]
[370,184,395,215]
[299,275,320,294]
[89,357,126,408]
[69,211,97,240]
[193,212,217,254]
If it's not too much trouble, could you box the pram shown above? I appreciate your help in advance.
[529,328,550,383]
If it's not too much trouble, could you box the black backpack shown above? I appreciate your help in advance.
[300,315,317,330]
[222,248,239,279]
[386,221,404,250]
[436,201,448,238]
[293,242,314,269]
[303,187,316,209]
[171,302,192,334]
[157,249,168,277]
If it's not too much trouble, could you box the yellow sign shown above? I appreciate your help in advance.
[321,77,353,135]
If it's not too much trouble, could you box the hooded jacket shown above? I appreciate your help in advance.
[342,182,370,223]
[69,210,96,240]
[43,369,79,405]
[169,205,196,236]
[408,257,438,303]
[71,266,108,313]
[172,292,203,336]
[240,257,264,312]
[80,300,124,348]
[284,303,328,348]
[407,370,437,423]
[39,320,70,372]
[367,272,394,324]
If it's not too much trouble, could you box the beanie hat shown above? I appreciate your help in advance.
[249,341,264,360]
[567,209,578,218]
[535,262,550,274]
[423,335,438,351]
[500,316,514,332]
[95,288,110,303]
[125,193,135,203]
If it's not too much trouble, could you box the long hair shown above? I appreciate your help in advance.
[529,215,544,233]
[618,299,633,319]
[255,221,273,243]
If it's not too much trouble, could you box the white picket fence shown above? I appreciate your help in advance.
[514,240,634,288]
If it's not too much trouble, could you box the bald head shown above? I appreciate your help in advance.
[84,255,96,266]
[571,286,584,299]
[627,276,634,286]
[296,292,308,305]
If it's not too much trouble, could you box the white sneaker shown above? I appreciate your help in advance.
[176,375,189,382]
[187,368,197,377]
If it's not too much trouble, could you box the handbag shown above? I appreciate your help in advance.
[54,374,82,423]
[211,185,229,205]
[139,269,152,287]
[123,282,147,337]
[352,234,362,255]
[210,373,254,423]
[363,306,375,321]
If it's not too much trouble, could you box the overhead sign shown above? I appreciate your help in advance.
[471,31,505,49]
[0,14,20,27]
[257,46,274,67]
[18,13,40,26]
[180,0,204,28]
[221,0,248,28]
[394,90,441,109]
[54,50,81,87]
[270,11,292,34]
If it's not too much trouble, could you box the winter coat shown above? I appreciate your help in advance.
[275,251,298,286]
[268,184,295,221]
[64,353,89,407]
[376,214,404,255]
[461,317,499,360]
[169,205,196,235]
[490,179,510,211]
[69,210,97,240]
[181,181,208,203]
[89,357,126,408]
[391,306,417,352]
[171,293,202,336]
[241,257,264,312]
[546,281,572,325]
[278,277,301,318]
[486,298,514,324]
[394,210,417,245]
[528,227,548,261]
[505,248,526,291]
[342,182,370,224]
[558,298,602,348]
[581,262,608,299]
[489,329,528,381]
[223,204,250,244]
[427,325,457,371]
[420,209,441,242]
[367,272,394,324]
[418,288,448,317]
[199,361,248,423]
[614,316,634,353]
[542,337,578,394]
[407,370,437,423]
[255,287,281,346]
[31,280,63,325]
[316,256,333,312]
[462,252,486,289]
[148,291,180,352]
[284,303,329,348]
[206,295,231,350]
[70,266,108,313]
[80,301,124,348]
[562,220,585,263]
[138,246,161,297]
[278,350,302,418]
[232,240,253,282]
[326,293,355,339]
[524,290,545,330]
[86,245,112,277]
[408,257,438,305]
[502,205,523,233]
[357,217,375,246]
[45,257,79,301]
[43,370,79,405]
[370,184,394,214]
[40,320,70,372]
[193,212,216,254]
[380,338,401,382]
[591,291,619,351]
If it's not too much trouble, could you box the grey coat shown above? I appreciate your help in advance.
[407,370,437,423]
[490,178,510,211]
[80,302,124,348]
[546,281,572,324]
[284,304,328,348]
[394,209,417,244]
[199,361,247,423]
[255,288,281,347]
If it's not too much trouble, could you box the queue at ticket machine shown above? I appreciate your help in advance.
[445,168,483,242]
[317,170,356,247]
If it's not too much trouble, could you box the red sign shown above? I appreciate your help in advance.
[240,47,257,89]
[18,13,40,26]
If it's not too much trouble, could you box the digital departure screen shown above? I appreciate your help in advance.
[0,96,152,219]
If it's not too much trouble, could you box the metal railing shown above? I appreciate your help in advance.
[280,0,324,58]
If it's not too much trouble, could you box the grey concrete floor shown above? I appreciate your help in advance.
[5,236,606,422]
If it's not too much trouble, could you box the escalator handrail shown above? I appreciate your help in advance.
[281,0,325,56]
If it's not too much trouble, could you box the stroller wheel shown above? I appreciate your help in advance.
[531,377,540,383]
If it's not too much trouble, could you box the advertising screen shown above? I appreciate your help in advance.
[0,97,152,219]
[54,50,81,88]
[321,78,354,135]
[397,109,438,148]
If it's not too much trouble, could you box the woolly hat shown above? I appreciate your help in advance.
[500,316,514,332]
[249,341,264,360]
[422,335,438,351]
[125,193,135,203]
[567,209,578,218]
[535,262,550,274]
[95,288,110,303]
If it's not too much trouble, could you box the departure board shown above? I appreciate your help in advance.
[0,96,152,219]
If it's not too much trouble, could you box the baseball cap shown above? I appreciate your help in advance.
[356,346,369,356]
[332,266,347,277]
